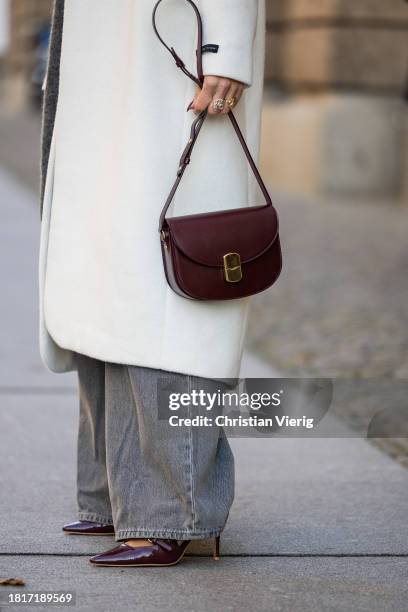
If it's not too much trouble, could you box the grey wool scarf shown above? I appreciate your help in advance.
[39,0,65,220]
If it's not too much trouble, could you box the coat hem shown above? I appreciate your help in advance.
[42,310,242,382]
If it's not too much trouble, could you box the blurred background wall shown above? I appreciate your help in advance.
[0,0,52,108]
[262,0,408,203]
[0,0,407,205]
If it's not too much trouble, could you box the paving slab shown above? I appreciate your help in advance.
[0,167,76,390]
[0,109,42,192]
[0,556,407,612]
[1,392,408,557]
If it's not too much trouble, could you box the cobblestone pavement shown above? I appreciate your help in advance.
[248,191,408,379]
[247,190,408,465]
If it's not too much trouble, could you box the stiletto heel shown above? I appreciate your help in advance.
[213,536,220,561]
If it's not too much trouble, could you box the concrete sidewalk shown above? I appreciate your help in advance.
[1,167,408,611]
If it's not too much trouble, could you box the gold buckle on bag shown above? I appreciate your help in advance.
[223,252,242,283]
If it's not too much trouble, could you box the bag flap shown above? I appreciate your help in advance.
[166,204,279,267]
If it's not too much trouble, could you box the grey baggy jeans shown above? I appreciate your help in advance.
[75,352,235,541]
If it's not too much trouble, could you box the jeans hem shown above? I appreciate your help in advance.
[78,511,114,525]
[115,527,223,541]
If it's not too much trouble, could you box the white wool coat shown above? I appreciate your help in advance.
[38,0,266,380]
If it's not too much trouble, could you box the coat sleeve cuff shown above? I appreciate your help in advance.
[201,43,254,87]
[197,0,258,88]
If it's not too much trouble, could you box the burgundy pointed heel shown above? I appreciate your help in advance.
[62,520,115,536]
[89,535,221,567]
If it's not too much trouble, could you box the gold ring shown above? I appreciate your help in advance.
[227,97,237,109]
[213,98,226,112]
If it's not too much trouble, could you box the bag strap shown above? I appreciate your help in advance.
[152,0,272,232]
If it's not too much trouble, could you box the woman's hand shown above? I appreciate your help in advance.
[189,75,245,115]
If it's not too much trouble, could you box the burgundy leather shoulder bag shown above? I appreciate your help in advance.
[152,0,282,301]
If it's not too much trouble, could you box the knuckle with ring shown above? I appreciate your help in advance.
[212,98,226,112]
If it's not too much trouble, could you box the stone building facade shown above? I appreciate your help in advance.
[265,0,407,94]
[262,0,408,202]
